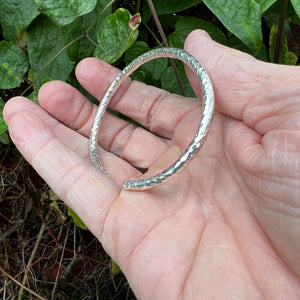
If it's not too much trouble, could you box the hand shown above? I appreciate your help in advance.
[4,30,300,299]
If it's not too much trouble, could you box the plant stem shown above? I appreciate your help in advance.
[0,266,47,300]
[85,32,99,47]
[50,223,70,300]
[144,23,162,45]
[274,0,288,63]
[17,221,46,300]
[34,207,61,248]
[33,35,83,86]
[87,0,116,33]
[146,0,185,96]
[136,0,142,12]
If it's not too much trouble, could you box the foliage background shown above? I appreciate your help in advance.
[0,0,299,299]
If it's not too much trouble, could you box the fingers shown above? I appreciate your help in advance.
[3,97,140,237]
[184,30,300,133]
[75,57,200,137]
[38,81,169,168]
[4,97,140,184]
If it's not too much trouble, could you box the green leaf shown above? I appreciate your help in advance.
[256,44,269,62]
[269,24,298,65]
[62,0,112,63]
[68,207,88,230]
[264,1,300,26]
[291,0,300,18]
[124,41,150,63]
[255,0,277,12]
[94,8,140,64]
[0,0,40,42]
[0,132,10,144]
[0,41,28,89]
[152,0,203,15]
[203,0,262,55]
[111,260,121,275]
[142,56,168,81]
[125,41,168,83]
[34,0,97,26]
[168,17,227,49]
[27,90,39,104]
[126,42,197,94]
[226,35,253,53]
[227,35,269,61]
[28,78,52,103]
[161,63,196,97]
[0,98,8,135]
[27,15,74,88]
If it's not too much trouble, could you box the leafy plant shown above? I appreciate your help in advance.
[0,41,28,89]
[67,207,88,230]
[0,97,8,134]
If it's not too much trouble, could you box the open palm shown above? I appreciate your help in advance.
[4,30,300,299]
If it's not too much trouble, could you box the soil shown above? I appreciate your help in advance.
[0,143,136,299]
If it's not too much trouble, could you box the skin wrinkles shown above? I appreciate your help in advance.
[178,220,206,300]
[253,103,300,136]
[179,193,215,298]
[227,126,299,213]
[182,137,259,297]
[231,148,300,280]
[151,95,199,139]
[110,79,167,128]
[229,152,300,216]
[220,120,300,296]
[120,127,169,168]
[39,81,96,134]
[107,121,136,155]
[106,176,203,298]
[140,83,168,129]
[262,129,300,153]
[142,211,201,298]
[218,205,265,299]
[73,100,96,135]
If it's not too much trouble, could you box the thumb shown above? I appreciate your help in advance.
[184,30,299,129]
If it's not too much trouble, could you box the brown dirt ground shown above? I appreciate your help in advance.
[0,144,136,299]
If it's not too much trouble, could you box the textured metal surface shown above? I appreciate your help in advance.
[90,48,214,190]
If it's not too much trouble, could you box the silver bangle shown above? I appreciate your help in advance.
[90,48,214,190]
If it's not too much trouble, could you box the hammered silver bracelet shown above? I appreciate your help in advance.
[90,48,214,190]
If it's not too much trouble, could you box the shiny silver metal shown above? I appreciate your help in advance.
[90,48,214,190]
